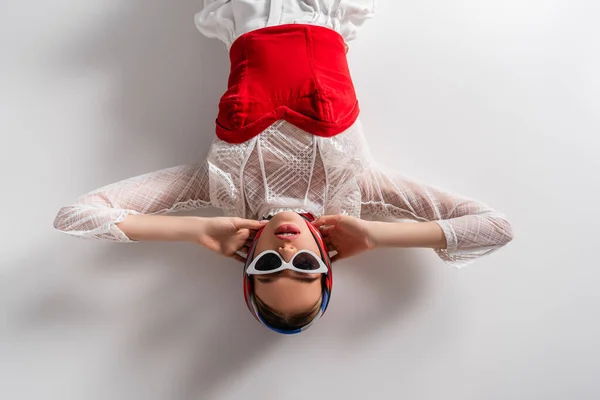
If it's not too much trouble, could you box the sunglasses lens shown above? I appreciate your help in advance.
[254,253,283,271]
[292,253,321,270]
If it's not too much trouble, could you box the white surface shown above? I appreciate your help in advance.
[1,1,599,399]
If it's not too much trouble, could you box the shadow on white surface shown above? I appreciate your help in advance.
[0,2,430,398]
[327,249,428,340]
[58,0,229,171]
[1,238,427,398]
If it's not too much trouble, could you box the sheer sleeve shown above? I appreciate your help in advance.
[53,163,212,242]
[359,167,513,267]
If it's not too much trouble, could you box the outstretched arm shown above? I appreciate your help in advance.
[53,163,212,242]
[356,166,514,267]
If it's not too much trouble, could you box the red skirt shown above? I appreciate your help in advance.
[216,24,360,144]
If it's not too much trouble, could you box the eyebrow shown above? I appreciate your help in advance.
[256,274,320,284]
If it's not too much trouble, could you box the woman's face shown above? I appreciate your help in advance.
[252,211,323,314]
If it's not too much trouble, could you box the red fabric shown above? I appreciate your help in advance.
[216,24,360,144]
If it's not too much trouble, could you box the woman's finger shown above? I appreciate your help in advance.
[235,218,269,230]
[326,243,336,252]
[313,215,341,228]
[319,226,335,235]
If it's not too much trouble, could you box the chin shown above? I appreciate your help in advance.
[269,211,305,223]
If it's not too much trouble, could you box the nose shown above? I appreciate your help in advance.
[277,243,297,263]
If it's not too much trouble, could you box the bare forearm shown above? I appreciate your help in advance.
[368,221,447,249]
[116,214,202,242]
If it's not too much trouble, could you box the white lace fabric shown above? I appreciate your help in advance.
[54,120,513,268]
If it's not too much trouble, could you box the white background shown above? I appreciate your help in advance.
[1,1,599,399]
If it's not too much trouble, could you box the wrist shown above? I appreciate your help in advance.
[182,217,208,243]
[364,220,390,249]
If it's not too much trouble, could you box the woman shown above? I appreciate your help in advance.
[54,1,514,334]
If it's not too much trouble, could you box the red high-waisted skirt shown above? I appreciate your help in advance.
[216,24,360,144]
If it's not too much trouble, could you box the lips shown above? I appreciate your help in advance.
[274,224,301,240]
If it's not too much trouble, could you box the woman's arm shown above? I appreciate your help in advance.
[314,215,447,262]
[53,163,212,242]
[115,214,265,261]
[358,167,514,267]
[115,215,203,242]
[366,220,447,249]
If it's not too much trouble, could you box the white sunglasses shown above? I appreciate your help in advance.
[245,250,329,275]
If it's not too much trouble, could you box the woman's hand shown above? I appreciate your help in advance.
[313,215,376,262]
[195,217,267,262]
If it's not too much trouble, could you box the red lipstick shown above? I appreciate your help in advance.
[274,224,301,241]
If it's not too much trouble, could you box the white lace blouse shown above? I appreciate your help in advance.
[53,1,514,267]
[53,120,513,268]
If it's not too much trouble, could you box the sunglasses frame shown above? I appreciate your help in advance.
[245,249,329,275]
